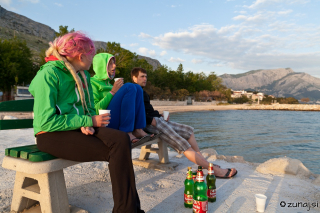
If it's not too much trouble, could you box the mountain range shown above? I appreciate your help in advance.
[220,68,320,101]
[1,6,319,101]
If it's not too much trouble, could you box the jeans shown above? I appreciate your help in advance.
[107,83,146,132]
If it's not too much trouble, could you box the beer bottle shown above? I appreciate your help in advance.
[192,171,197,183]
[193,166,208,213]
[184,167,194,208]
[206,163,216,202]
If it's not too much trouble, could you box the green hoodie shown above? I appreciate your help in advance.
[29,60,96,136]
[90,53,115,114]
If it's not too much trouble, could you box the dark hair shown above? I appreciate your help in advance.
[131,67,147,82]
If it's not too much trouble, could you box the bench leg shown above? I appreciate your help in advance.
[11,172,38,212]
[158,141,169,164]
[139,144,152,161]
[10,170,70,213]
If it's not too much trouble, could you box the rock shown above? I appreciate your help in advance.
[256,157,312,178]
[200,148,218,157]
[0,6,55,41]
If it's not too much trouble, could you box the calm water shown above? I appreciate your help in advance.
[170,110,320,174]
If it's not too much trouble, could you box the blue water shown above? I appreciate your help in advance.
[170,110,320,174]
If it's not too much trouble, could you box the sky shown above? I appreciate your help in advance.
[1,0,320,77]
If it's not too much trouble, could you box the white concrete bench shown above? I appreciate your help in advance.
[2,157,79,213]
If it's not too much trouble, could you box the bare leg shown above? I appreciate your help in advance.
[184,147,209,169]
[184,147,237,177]
[188,133,201,152]
[187,133,212,163]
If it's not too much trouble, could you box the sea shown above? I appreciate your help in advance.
[170,110,320,174]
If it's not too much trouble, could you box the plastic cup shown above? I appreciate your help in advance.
[255,194,267,212]
[114,78,123,82]
[163,111,169,121]
[99,109,110,126]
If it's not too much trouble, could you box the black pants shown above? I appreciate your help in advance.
[37,127,141,213]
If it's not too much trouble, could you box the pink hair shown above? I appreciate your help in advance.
[49,31,96,58]
[45,31,95,115]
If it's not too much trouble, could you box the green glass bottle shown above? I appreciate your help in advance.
[193,166,208,213]
[184,167,194,208]
[206,163,216,202]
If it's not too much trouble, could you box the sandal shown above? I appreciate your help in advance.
[216,168,237,179]
[131,135,152,148]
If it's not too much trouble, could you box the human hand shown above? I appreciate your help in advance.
[151,118,157,126]
[161,114,170,122]
[81,126,95,135]
[92,114,110,127]
[111,79,123,94]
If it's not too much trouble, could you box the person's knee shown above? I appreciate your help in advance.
[115,131,131,149]
[123,83,137,92]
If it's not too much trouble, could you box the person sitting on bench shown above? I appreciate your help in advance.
[90,53,153,145]
[131,67,237,178]
[29,32,145,213]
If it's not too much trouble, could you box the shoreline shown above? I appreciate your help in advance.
[154,104,320,114]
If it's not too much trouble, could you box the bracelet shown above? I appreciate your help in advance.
[110,91,115,96]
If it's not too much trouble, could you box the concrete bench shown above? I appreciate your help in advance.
[1,99,169,212]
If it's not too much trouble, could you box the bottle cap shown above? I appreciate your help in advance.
[188,167,192,170]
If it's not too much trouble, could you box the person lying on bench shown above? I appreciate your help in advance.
[29,32,145,213]
[131,67,237,178]
[90,53,154,146]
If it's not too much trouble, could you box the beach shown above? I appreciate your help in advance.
[1,128,320,212]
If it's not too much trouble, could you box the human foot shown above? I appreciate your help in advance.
[214,167,237,178]
[128,132,139,143]
[133,129,154,138]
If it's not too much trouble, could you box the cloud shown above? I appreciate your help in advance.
[130,43,139,47]
[246,0,309,9]
[144,23,320,74]
[54,2,62,7]
[138,47,148,55]
[160,51,167,56]
[0,0,11,6]
[139,32,152,39]
[168,57,185,63]
[138,47,157,57]
[191,59,203,64]
[20,0,39,3]
[171,5,176,7]
[278,9,293,15]
[149,50,156,57]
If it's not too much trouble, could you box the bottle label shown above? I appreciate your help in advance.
[196,171,204,182]
[184,194,193,204]
[208,166,214,175]
[207,189,216,198]
[193,200,208,213]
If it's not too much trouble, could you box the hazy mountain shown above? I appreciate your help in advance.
[220,68,320,101]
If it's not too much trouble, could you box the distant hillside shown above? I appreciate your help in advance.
[0,6,161,69]
[220,68,320,101]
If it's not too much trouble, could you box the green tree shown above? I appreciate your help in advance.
[55,25,75,38]
[0,38,37,100]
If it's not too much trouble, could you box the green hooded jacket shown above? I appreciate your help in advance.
[90,53,115,114]
[29,60,96,136]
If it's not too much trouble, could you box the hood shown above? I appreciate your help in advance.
[92,53,115,81]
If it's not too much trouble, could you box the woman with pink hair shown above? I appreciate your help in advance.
[29,32,145,213]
